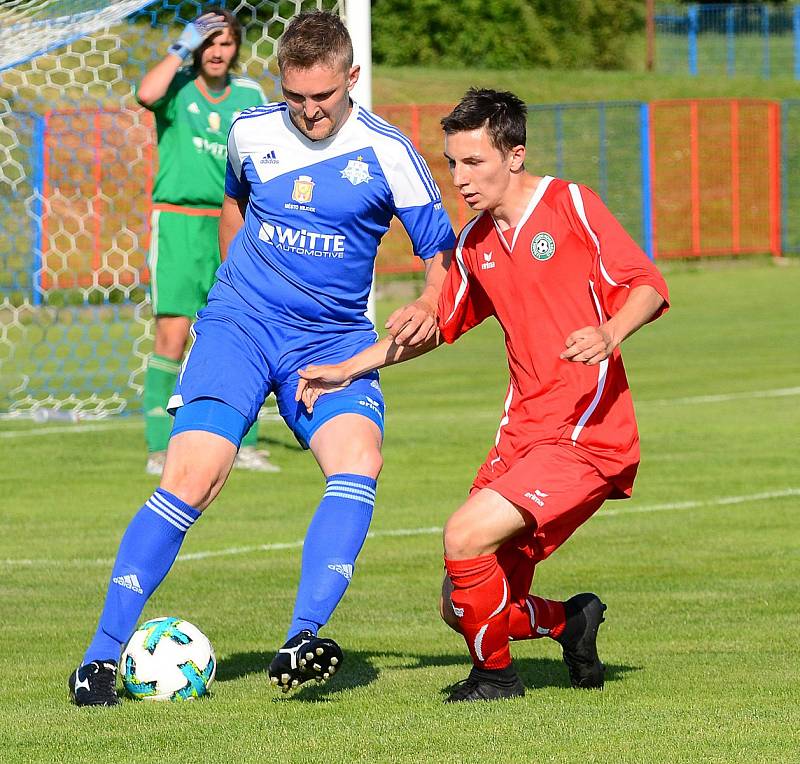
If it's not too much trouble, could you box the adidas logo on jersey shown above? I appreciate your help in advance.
[258,150,279,165]
[112,573,143,594]
[327,563,353,581]
[187,102,200,115]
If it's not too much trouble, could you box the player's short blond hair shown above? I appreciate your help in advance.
[277,10,353,73]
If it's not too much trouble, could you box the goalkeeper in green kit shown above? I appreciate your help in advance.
[137,7,279,474]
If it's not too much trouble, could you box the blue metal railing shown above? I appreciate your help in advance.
[657,3,799,78]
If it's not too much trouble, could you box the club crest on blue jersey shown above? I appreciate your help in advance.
[292,175,315,203]
[340,158,373,186]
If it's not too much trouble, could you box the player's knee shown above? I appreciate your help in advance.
[443,514,482,560]
[333,444,382,478]
[359,448,383,478]
[160,459,226,511]
[154,326,189,360]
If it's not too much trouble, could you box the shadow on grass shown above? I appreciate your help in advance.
[216,648,639,702]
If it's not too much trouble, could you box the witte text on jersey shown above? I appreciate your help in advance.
[258,221,345,259]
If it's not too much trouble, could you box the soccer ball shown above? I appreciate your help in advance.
[120,616,216,701]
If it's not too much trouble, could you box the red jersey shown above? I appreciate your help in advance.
[438,176,669,497]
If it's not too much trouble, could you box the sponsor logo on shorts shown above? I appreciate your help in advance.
[358,395,383,418]
[523,488,549,507]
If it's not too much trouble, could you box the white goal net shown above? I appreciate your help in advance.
[0,0,342,419]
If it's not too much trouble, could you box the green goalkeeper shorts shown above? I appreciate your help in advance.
[148,205,221,318]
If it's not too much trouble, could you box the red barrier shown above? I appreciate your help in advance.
[40,107,155,291]
[649,99,780,259]
[38,100,783,293]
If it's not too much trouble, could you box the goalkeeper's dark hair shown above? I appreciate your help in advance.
[191,7,243,74]
[441,88,527,154]
[278,10,353,73]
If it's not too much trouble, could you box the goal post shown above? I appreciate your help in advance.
[0,0,353,419]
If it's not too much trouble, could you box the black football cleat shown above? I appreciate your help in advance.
[268,630,343,693]
[445,665,525,703]
[556,593,607,689]
[68,660,120,707]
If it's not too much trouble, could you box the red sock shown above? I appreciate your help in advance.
[508,595,567,640]
[445,554,512,669]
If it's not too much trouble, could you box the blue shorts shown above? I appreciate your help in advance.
[167,307,384,449]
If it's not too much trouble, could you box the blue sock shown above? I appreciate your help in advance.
[83,488,201,664]
[287,473,376,639]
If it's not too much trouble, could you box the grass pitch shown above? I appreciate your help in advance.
[1,260,799,763]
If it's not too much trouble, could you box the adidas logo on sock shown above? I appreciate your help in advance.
[112,573,143,594]
[327,563,353,581]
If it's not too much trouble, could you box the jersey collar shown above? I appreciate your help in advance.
[194,75,231,104]
[492,175,554,254]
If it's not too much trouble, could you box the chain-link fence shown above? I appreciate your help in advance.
[656,3,800,78]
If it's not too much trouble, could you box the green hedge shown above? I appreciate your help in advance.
[371,0,644,70]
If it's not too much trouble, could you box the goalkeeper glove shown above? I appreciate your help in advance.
[168,13,228,61]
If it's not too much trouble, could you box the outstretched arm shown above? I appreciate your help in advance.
[296,333,444,413]
[383,249,451,347]
[560,285,666,365]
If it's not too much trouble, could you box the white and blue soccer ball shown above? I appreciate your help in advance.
[120,616,216,701]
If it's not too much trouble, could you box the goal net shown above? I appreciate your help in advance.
[0,0,342,419]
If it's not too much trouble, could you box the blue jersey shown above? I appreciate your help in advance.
[217,101,456,332]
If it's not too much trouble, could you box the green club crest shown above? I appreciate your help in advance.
[531,232,556,261]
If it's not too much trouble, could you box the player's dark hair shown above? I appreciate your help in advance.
[191,7,242,74]
[441,88,527,153]
[277,10,353,73]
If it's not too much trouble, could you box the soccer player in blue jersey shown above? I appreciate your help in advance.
[68,10,455,705]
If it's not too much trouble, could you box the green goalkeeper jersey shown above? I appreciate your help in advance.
[142,69,267,208]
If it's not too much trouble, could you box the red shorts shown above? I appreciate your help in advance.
[473,442,614,600]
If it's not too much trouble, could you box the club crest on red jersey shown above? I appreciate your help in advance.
[531,232,556,261]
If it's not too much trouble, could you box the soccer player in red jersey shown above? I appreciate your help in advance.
[293,88,669,702]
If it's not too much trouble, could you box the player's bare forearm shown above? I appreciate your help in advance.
[561,285,666,365]
[295,332,444,412]
[384,249,452,347]
[136,56,183,107]
[218,195,247,262]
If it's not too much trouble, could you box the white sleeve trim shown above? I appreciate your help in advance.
[443,215,483,326]
[227,121,243,180]
[570,280,608,443]
[567,182,627,289]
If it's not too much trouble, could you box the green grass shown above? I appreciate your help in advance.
[1,260,799,762]
[372,65,800,106]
